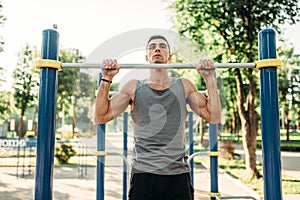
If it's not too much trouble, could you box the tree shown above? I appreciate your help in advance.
[0,90,13,124]
[12,44,40,137]
[0,3,9,126]
[170,0,300,180]
[57,49,81,136]
[57,49,96,137]
[0,67,9,116]
[278,40,300,140]
[0,2,6,52]
[0,2,7,113]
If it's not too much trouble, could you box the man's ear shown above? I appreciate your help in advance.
[145,55,149,62]
[168,54,172,62]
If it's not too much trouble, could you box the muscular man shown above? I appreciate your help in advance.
[95,35,221,200]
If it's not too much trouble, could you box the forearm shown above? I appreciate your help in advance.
[94,81,112,123]
[205,77,221,124]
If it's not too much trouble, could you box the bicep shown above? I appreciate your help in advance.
[109,92,131,117]
[109,79,136,119]
[184,79,210,121]
[187,92,209,118]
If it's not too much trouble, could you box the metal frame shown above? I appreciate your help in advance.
[35,28,282,200]
[61,62,256,69]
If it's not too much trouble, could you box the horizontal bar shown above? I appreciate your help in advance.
[61,62,256,69]
[216,196,257,200]
[187,151,208,168]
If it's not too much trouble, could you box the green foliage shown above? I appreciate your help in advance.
[171,0,300,60]
[0,67,11,120]
[170,0,300,133]
[57,49,97,134]
[218,158,300,194]
[0,2,6,52]
[57,49,81,110]
[256,140,300,152]
[0,3,8,117]
[55,144,77,164]
[277,40,300,134]
[0,66,5,87]
[0,91,12,123]
[170,1,300,179]
[13,44,40,110]
[12,44,40,137]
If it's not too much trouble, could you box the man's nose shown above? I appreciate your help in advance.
[155,47,161,52]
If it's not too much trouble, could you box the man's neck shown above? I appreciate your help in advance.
[149,68,169,82]
[148,69,171,90]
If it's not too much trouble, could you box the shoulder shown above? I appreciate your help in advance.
[119,79,139,108]
[179,77,198,96]
[179,77,191,84]
[119,79,139,95]
[180,78,196,89]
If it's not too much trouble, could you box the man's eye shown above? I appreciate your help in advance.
[148,45,156,49]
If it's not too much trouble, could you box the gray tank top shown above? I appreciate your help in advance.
[131,78,190,175]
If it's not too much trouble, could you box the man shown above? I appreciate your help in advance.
[94,35,221,200]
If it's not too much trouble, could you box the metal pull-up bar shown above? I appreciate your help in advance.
[61,62,257,69]
[36,59,281,70]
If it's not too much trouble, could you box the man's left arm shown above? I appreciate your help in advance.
[202,74,221,124]
[185,59,221,124]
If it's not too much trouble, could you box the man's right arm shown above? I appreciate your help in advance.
[94,79,136,124]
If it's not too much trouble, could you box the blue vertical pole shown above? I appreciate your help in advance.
[258,28,282,200]
[97,73,105,200]
[35,29,59,200]
[209,123,218,200]
[188,112,194,185]
[123,112,128,200]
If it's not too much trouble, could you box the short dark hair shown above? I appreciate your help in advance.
[146,35,171,52]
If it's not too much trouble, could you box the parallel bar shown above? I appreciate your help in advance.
[35,29,59,200]
[123,112,128,200]
[96,73,105,200]
[259,28,282,200]
[188,112,194,186]
[209,124,219,200]
[61,62,256,69]
[216,196,257,200]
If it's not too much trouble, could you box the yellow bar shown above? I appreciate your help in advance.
[255,59,281,69]
[95,151,108,156]
[36,59,62,71]
[208,151,220,156]
[208,192,221,197]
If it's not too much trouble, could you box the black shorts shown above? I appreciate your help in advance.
[128,171,194,200]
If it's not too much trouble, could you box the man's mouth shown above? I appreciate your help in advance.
[153,54,161,58]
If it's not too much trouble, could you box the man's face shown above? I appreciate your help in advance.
[146,38,171,64]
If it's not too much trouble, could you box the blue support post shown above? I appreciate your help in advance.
[188,112,194,185]
[96,73,105,200]
[209,124,218,200]
[258,28,282,200]
[34,29,59,200]
[123,112,128,200]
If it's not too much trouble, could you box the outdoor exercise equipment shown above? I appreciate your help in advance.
[34,28,282,200]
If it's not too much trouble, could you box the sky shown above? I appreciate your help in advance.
[0,0,300,90]
[0,0,174,89]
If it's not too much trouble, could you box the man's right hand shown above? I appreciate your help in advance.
[102,59,120,80]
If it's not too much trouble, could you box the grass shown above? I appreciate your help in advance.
[217,158,300,195]
[217,129,300,152]
[215,130,300,193]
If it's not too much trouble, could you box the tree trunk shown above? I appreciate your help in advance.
[17,116,23,137]
[285,117,290,141]
[230,109,235,134]
[17,116,27,138]
[235,68,262,180]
